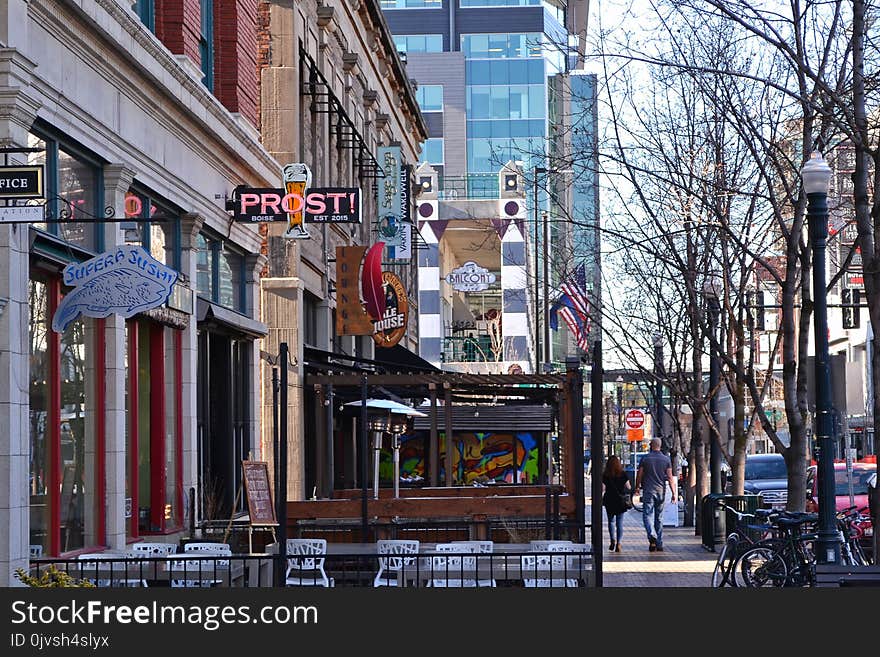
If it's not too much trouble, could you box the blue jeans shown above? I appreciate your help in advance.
[606,510,624,544]
[642,491,665,546]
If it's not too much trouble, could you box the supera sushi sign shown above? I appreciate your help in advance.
[51,245,178,333]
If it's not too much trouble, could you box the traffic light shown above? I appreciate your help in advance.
[842,288,861,329]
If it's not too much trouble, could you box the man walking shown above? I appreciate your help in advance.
[634,438,677,552]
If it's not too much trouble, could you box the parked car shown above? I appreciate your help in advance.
[807,462,876,560]
[741,453,788,509]
[806,462,877,513]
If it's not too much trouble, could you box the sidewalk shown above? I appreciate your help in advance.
[588,490,717,587]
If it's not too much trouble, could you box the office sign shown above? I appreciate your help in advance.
[0,165,44,199]
[372,271,408,348]
[445,261,497,292]
[51,245,179,333]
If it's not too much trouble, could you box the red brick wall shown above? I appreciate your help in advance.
[256,1,271,135]
[155,0,202,67]
[214,0,261,128]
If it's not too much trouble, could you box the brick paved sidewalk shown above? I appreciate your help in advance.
[589,496,717,587]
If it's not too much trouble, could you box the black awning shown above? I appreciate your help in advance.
[375,344,440,373]
[411,405,554,432]
[197,298,268,339]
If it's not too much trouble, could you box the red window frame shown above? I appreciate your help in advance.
[127,319,184,537]
[41,277,108,556]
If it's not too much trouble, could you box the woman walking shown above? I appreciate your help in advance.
[602,455,631,552]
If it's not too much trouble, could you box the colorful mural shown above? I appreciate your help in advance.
[379,431,541,484]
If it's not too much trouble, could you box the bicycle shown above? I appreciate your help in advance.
[711,503,779,587]
[737,512,818,587]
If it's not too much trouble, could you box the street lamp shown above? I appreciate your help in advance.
[533,167,546,373]
[533,166,573,373]
[615,375,624,458]
[802,150,840,565]
[652,333,664,452]
[703,276,722,495]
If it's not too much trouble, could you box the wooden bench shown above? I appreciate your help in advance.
[815,565,880,587]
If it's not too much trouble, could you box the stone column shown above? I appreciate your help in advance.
[101,164,135,551]
[179,213,204,527]
[0,47,40,585]
[244,252,267,463]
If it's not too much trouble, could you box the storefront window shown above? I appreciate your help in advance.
[29,128,103,252]
[198,233,245,312]
[124,188,180,268]
[126,319,183,536]
[59,317,91,552]
[218,246,243,310]
[196,233,214,300]
[29,277,105,555]
[28,280,51,555]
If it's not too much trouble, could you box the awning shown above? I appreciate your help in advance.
[375,344,440,372]
[411,405,554,432]
[196,298,268,338]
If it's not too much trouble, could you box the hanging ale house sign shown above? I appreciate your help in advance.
[373,272,408,348]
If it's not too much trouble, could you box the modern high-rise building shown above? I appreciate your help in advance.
[382,0,599,372]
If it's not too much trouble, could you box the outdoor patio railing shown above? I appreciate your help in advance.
[28,548,593,589]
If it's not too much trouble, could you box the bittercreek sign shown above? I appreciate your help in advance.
[0,165,44,199]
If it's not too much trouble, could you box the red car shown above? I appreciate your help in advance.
[806,462,876,512]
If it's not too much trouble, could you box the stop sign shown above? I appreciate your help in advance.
[625,409,645,430]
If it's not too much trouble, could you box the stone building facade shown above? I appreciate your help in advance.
[258,0,427,500]
[0,0,277,584]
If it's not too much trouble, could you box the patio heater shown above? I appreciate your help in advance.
[369,414,390,499]
[389,413,409,499]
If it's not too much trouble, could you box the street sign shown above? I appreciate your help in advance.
[625,409,645,430]
[626,428,644,442]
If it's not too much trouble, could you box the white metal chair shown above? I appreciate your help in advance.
[426,543,479,588]
[452,540,496,587]
[522,543,580,588]
[126,542,177,557]
[373,539,420,587]
[285,539,334,587]
[77,553,144,588]
[529,540,573,551]
[171,543,232,587]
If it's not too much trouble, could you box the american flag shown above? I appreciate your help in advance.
[560,264,589,319]
[550,267,591,351]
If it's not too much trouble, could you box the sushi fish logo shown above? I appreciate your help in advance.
[52,245,179,333]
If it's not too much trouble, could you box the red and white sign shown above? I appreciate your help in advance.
[625,409,646,430]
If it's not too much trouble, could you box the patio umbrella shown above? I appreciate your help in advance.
[344,400,426,499]
[343,398,428,417]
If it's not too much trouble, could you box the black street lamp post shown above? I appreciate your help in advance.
[803,151,840,565]
[704,286,722,495]
[533,167,545,373]
[652,333,664,452]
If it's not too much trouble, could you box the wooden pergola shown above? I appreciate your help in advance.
[295,366,586,539]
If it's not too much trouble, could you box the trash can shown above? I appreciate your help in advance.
[721,495,762,540]
[700,494,727,551]
[701,494,763,551]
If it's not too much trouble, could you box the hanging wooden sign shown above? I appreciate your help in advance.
[372,271,408,348]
